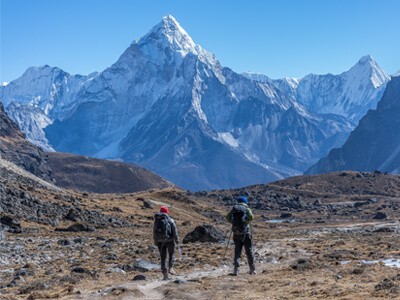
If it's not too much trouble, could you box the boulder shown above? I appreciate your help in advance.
[55,223,96,232]
[0,225,4,240]
[373,212,387,220]
[133,259,159,272]
[143,200,154,209]
[0,215,22,233]
[132,275,146,281]
[183,224,227,244]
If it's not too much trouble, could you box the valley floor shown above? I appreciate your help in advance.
[2,204,400,299]
[2,171,400,299]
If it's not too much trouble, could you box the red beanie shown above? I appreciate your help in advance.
[160,206,169,214]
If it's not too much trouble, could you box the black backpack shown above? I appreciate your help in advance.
[154,213,172,242]
[230,205,248,235]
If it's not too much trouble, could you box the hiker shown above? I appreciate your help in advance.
[226,196,256,275]
[153,205,180,280]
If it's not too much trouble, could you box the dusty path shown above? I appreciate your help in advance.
[85,239,281,300]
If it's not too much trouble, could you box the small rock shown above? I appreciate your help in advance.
[55,223,96,232]
[132,275,146,281]
[121,264,135,272]
[291,258,311,271]
[173,279,187,284]
[374,227,394,233]
[373,212,387,220]
[0,225,4,240]
[133,259,159,272]
[143,200,154,209]
[58,239,72,246]
[73,237,87,244]
[102,253,118,261]
[354,201,369,208]
[106,267,126,274]
[375,278,395,291]
[280,213,293,219]
[71,267,87,274]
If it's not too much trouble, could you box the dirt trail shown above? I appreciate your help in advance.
[78,241,273,300]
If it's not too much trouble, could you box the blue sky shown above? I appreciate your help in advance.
[1,0,399,83]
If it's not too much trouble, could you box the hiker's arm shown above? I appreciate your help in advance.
[152,223,157,245]
[226,211,232,223]
[171,219,180,244]
[246,208,254,223]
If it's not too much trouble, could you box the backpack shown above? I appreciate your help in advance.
[153,213,172,242]
[230,204,248,235]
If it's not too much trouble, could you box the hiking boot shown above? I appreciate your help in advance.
[232,267,239,276]
[249,266,256,275]
[163,272,169,280]
[169,268,176,275]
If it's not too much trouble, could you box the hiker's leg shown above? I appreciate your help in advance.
[244,235,255,270]
[167,241,175,270]
[233,234,244,268]
[157,242,168,274]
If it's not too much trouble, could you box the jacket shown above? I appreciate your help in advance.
[153,213,180,244]
[226,203,254,235]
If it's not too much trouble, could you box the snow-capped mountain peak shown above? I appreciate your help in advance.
[131,15,217,66]
[347,55,389,88]
[136,15,197,57]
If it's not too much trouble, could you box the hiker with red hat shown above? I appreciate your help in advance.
[153,205,180,280]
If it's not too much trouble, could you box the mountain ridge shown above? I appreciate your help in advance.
[306,75,400,174]
[0,15,388,190]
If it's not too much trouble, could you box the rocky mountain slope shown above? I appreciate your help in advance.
[0,102,172,193]
[0,102,52,181]
[1,15,356,190]
[307,76,400,174]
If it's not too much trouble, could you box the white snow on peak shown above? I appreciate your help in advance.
[1,82,9,87]
[283,77,300,89]
[132,15,218,66]
[138,15,196,53]
[346,55,389,88]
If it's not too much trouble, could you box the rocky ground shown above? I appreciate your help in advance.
[2,171,400,299]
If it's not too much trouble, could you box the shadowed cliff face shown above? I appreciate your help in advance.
[0,102,53,181]
[307,76,400,174]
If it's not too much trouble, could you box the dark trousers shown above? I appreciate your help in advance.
[157,241,175,273]
[233,234,255,269]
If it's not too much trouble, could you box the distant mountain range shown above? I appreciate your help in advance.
[0,15,393,190]
[243,55,389,123]
[307,75,400,175]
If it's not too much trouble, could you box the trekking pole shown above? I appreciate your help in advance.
[223,229,233,259]
[178,243,182,260]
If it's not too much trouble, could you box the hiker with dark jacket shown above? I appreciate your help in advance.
[153,206,180,280]
[226,196,256,275]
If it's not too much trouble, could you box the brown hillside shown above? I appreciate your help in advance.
[47,152,173,193]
